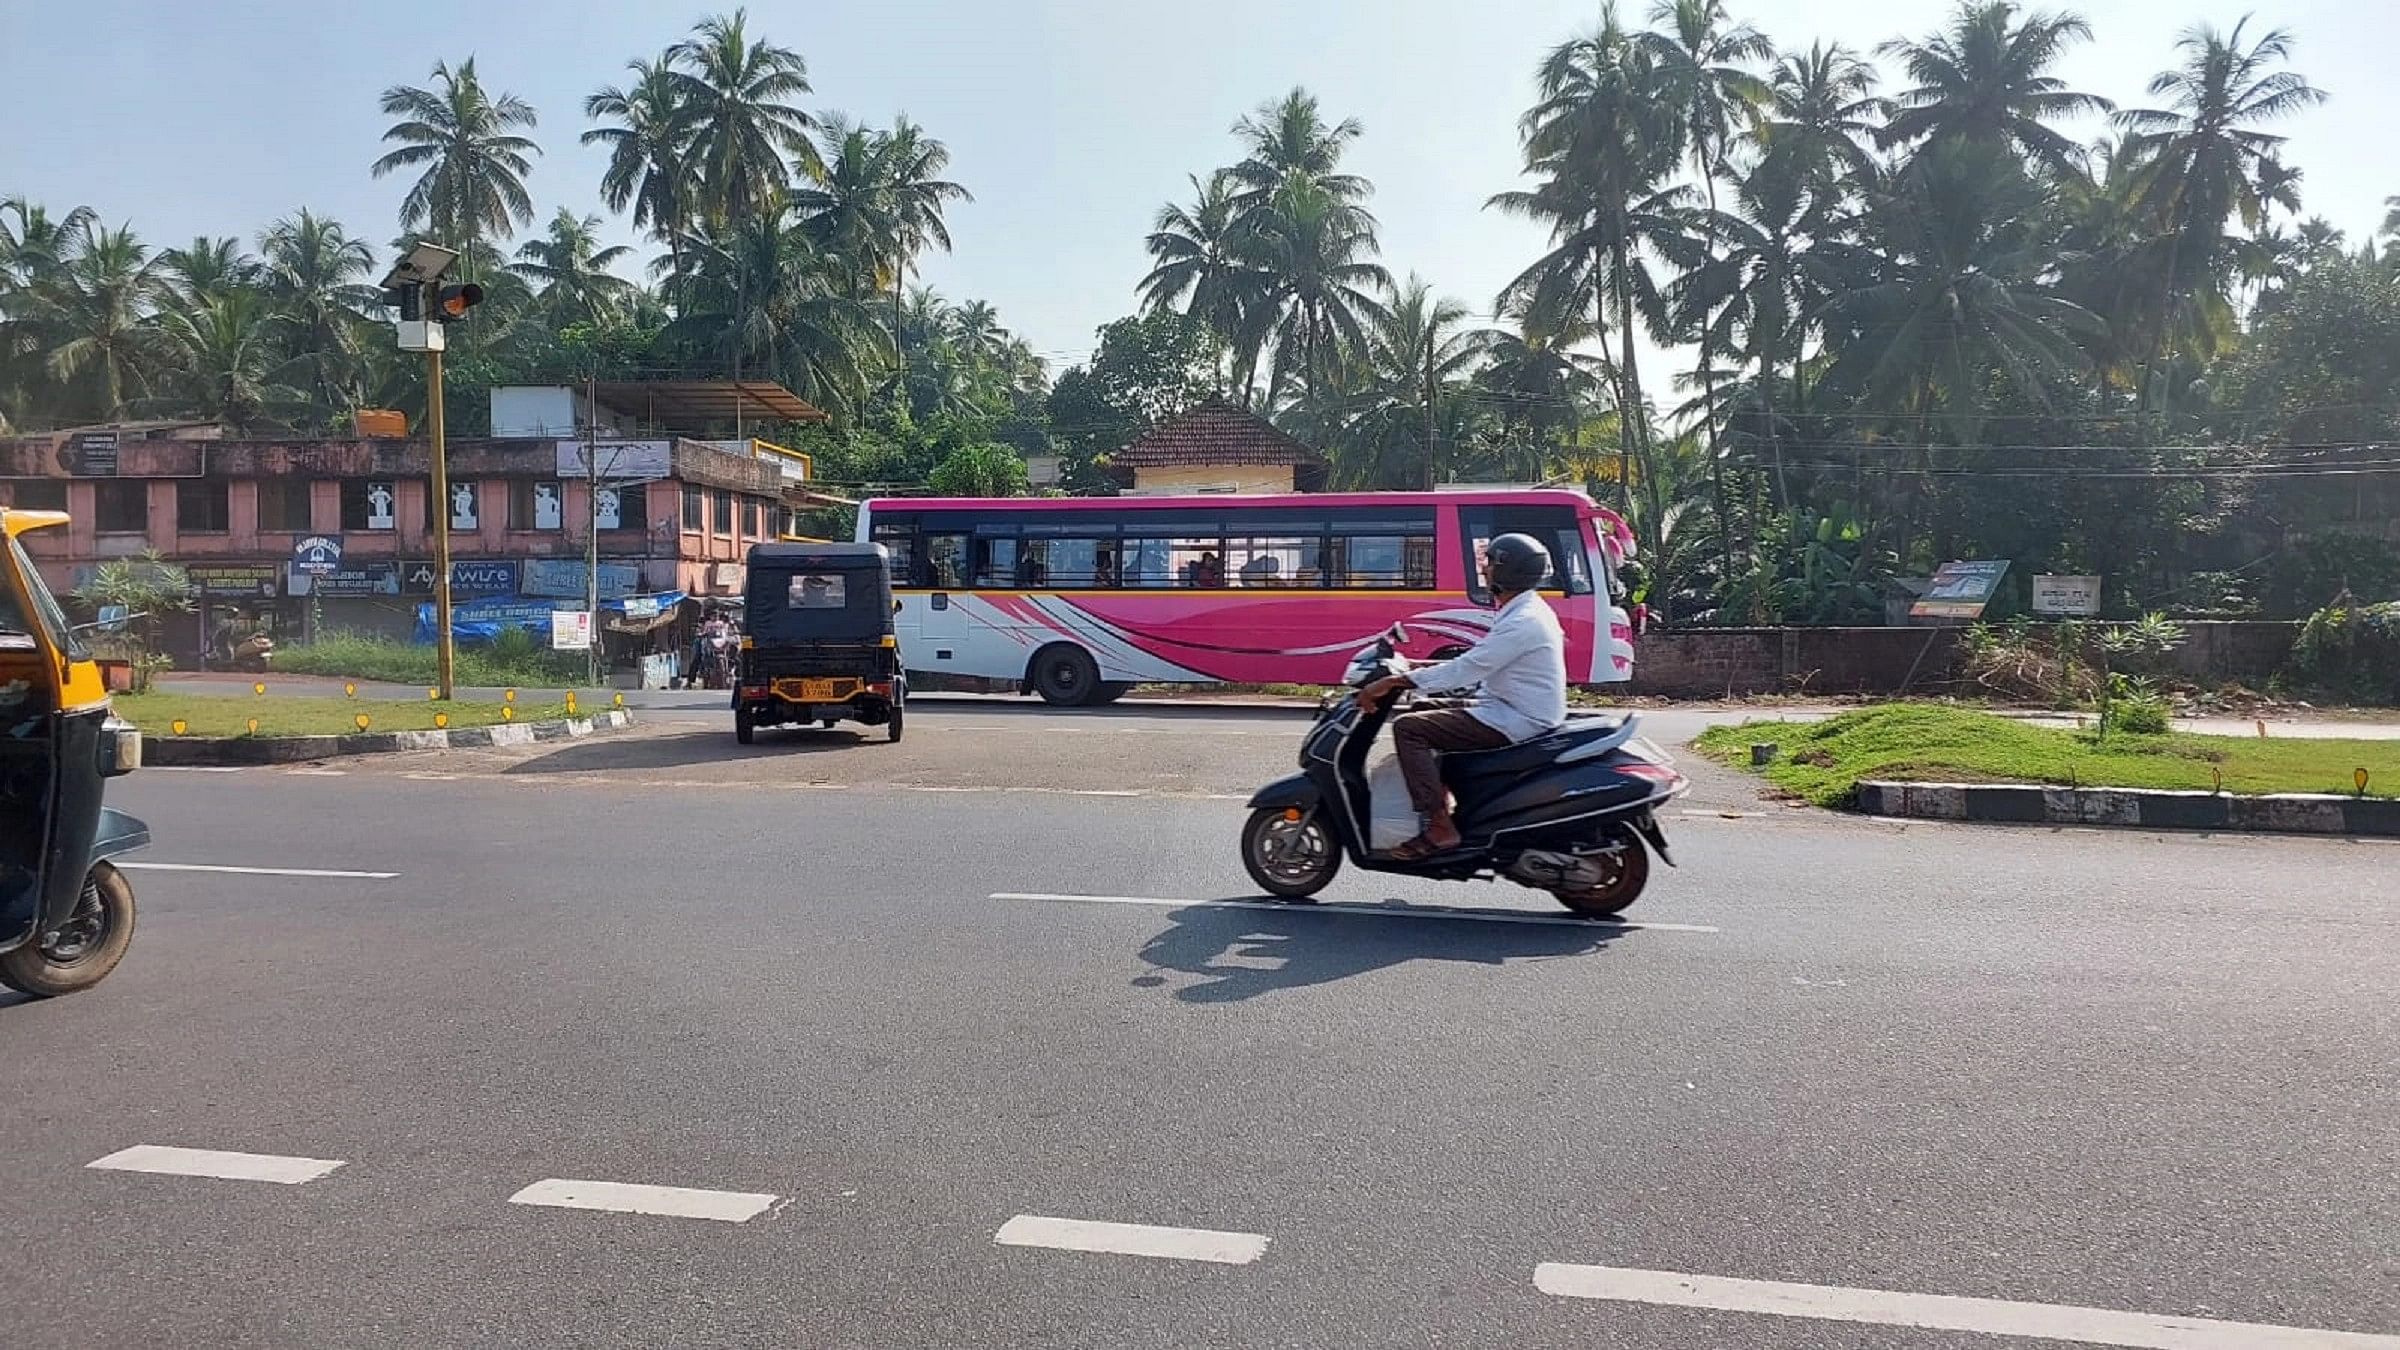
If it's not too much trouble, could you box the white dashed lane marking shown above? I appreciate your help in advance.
[1532,1263,2400,1350]
[120,863,399,880]
[991,892,1720,933]
[88,1145,346,1185]
[994,1215,1269,1265]
[507,1178,780,1223]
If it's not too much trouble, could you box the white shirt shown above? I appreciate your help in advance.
[1404,590,1568,742]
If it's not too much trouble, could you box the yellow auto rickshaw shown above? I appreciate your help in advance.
[1,507,146,996]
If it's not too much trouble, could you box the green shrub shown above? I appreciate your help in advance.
[276,631,588,688]
[2291,597,2400,704]
[2102,674,2172,736]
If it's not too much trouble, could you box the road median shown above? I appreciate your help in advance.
[144,711,635,766]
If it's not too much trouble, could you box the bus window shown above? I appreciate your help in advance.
[1170,539,1224,587]
[1227,536,1322,588]
[1330,534,1433,588]
[925,533,967,588]
[1460,507,1590,601]
[871,518,917,583]
[978,537,1020,589]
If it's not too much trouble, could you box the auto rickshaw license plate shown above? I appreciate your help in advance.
[789,678,844,701]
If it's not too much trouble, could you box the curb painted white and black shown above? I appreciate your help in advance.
[146,710,635,767]
[1856,779,2400,838]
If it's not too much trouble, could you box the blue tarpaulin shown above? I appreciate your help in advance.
[413,592,688,643]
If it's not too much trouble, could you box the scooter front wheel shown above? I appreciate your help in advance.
[1241,807,1340,900]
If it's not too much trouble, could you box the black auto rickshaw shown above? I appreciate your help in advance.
[2,508,148,996]
[734,543,906,745]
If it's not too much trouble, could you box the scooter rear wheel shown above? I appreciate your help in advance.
[1241,807,1339,899]
[1551,841,1649,918]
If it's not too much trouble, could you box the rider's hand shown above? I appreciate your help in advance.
[1355,675,1409,712]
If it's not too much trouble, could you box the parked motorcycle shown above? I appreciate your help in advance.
[1240,625,1688,917]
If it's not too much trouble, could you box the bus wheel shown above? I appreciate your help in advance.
[1030,645,1101,706]
[1090,681,1133,706]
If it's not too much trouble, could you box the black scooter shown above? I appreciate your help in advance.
[1240,626,1688,917]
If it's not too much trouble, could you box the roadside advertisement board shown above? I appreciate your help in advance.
[1911,560,2011,620]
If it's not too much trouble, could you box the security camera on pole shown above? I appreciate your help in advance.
[382,241,484,699]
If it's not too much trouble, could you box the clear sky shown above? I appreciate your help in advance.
[4,0,2391,373]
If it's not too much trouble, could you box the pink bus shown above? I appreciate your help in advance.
[856,489,1638,705]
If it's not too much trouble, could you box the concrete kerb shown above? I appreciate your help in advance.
[145,711,633,767]
[1857,779,2398,837]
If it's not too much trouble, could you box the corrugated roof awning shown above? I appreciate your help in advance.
[592,380,830,430]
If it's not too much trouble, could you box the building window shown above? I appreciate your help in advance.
[8,479,68,511]
[747,501,766,539]
[682,485,703,532]
[94,480,148,533]
[176,480,230,533]
[340,480,399,531]
[605,485,647,534]
[713,491,733,535]
[257,480,313,532]
[511,480,564,530]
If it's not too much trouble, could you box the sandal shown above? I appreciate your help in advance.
[1384,833,1454,861]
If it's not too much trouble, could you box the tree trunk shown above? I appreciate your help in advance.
[1612,237,1661,533]
[1698,170,1732,610]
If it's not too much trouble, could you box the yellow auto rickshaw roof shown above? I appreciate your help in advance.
[1,508,70,538]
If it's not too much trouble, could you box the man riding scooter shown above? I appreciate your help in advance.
[1355,532,1563,860]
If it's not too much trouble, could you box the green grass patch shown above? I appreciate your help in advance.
[274,631,589,688]
[1696,704,2400,807]
[114,692,570,738]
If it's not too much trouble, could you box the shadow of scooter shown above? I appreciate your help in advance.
[1131,897,1622,1004]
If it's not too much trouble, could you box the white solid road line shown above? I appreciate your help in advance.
[995,1214,1269,1265]
[1531,1263,2400,1350]
[88,1145,346,1185]
[119,862,399,880]
[145,765,246,773]
[991,892,1719,933]
[508,1178,779,1223]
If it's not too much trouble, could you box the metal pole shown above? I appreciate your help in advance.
[427,344,455,700]
[584,369,600,688]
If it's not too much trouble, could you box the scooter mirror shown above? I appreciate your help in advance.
[1387,622,1409,646]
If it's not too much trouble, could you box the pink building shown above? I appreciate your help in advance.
[0,383,829,664]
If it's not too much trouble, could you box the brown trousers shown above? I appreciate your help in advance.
[1392,708,1510,818]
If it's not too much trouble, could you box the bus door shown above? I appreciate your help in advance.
[916,529,970,654]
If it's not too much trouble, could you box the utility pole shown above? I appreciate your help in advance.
[381,240,479,701]
[427,346,454,699]
[583,369,601,688]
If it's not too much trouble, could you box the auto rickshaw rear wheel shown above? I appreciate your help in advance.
[0,861,136,997]
[734,704,756,745]
[886,701,905,743]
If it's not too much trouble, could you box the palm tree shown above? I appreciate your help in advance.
[1876,3,2111,176]
[371,58,541,257]
[795,115,902,300]
[1493,6,1685,513]
[1226,89,1372,210]
[157,237,259,305]
[40,220,165,421]
[669,9,817,225]
[511,208,635,327]
[149,289,309,433]
[658,200,887,423]
[258,208,378,420]
[1140,171,1246,332]
[1327,278,1490,489]
[878,114,972,347]
[1756,43,1884,191]
[584,56,695,247]
[2115,18,2326,421]
[1673,150,1842,507]
[1638,0,1772,583]
[1236,176,1392,413]
[1816,139,2100,546]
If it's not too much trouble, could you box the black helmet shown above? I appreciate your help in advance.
[1484,532,1552,593]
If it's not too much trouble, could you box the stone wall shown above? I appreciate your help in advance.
[1622,622,2301,698]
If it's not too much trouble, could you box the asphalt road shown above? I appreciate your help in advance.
[1,703,2394,1349]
